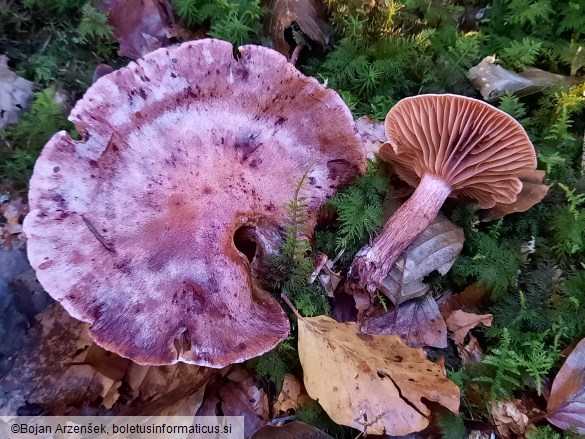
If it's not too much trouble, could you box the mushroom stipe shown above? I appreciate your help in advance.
[24,39,365,367]
[347,94,538,294]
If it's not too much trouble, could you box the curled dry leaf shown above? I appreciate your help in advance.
[379,214,464,306]
[446,310,493,345]
[0,303,116,415]
[266,0,332,57]
[468,55,583,102]
[546,337,585,434]
[355,115,385,159]
[490,399,530,438]
[100,0,175,58]
[296,311,460,435]
[273,373,310,413]
[1,198,29,250]
[0,55,34,130]
[362,295,448,349]
[310,253,342,297]
[481,169,549,221]
[457,335,484,365]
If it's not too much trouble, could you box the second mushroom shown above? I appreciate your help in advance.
[347,94,538,293]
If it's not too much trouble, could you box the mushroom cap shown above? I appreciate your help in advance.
[379,94,537,208]
[23,39,365,367]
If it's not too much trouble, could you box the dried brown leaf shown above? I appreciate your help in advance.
[379,215,464,306]
[468,55,583,102]
[266,0,332,57]
[362,295,448,348]
[297,313,460,435]
[446,310,493,345]
[0,55,34,130]
[457,335,484,365]
[482,169,549,221]
[546,337,585,434]
[355,116,385,159]
[273,373,310,413]
[100,0,175,58]
[490,400,530,438]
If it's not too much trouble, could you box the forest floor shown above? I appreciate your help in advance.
[1,0,585,438]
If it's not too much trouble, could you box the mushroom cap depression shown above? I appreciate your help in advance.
[24,39,365,367]
[379,94,537,208]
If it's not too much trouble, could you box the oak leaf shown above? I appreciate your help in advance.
[266,0,332,57]
[546,337,585,434]
[445,310,493,345]
[379,215,464,306]
[295,310,460,435]
[362,295,448,348]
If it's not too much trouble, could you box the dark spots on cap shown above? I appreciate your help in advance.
[135,111,143,119]
[234,65,249,81]
[53,166,60,173]
[89,159,99,167]
[308,177,316,185]
[138,88,147,100]
[394,355,403,362]
[234,131,261,163]
[275,116,286,126]
[357,333,374,342]
[238,342,247,351]
[202,186,213,195]
[171,58,177,64]
[38,260,53,270]
[249,158,262,168]
[265,203,275,212]
[114,258,132,274]
[183,280,205,309]
[170,72,177,78]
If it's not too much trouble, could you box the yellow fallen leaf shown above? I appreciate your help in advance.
[291,297,460,436]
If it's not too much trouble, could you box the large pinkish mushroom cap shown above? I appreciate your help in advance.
[23,39,365,367]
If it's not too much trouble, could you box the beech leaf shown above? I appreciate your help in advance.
[445,310,493,345]
[546,337,585,434]
[362,295,448,348]
[296,312,460,435]
[266,0,332,57]
[0,55,34,130]
[379,215,464,306]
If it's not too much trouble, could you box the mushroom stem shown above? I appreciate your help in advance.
[348,174,452,293]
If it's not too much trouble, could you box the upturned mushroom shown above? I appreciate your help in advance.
[24,39,365,367]
[347,94,537,293]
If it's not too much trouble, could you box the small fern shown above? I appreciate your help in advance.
[326,160,389,255]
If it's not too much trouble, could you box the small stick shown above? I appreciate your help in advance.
[82,215,115,253]
[290,45,303,66]
[581,129,585,176]
[281,293,301,319]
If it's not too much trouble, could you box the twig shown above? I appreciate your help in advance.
[290,45,303,66]
[581,129,585,176]
[82,215,115,253]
